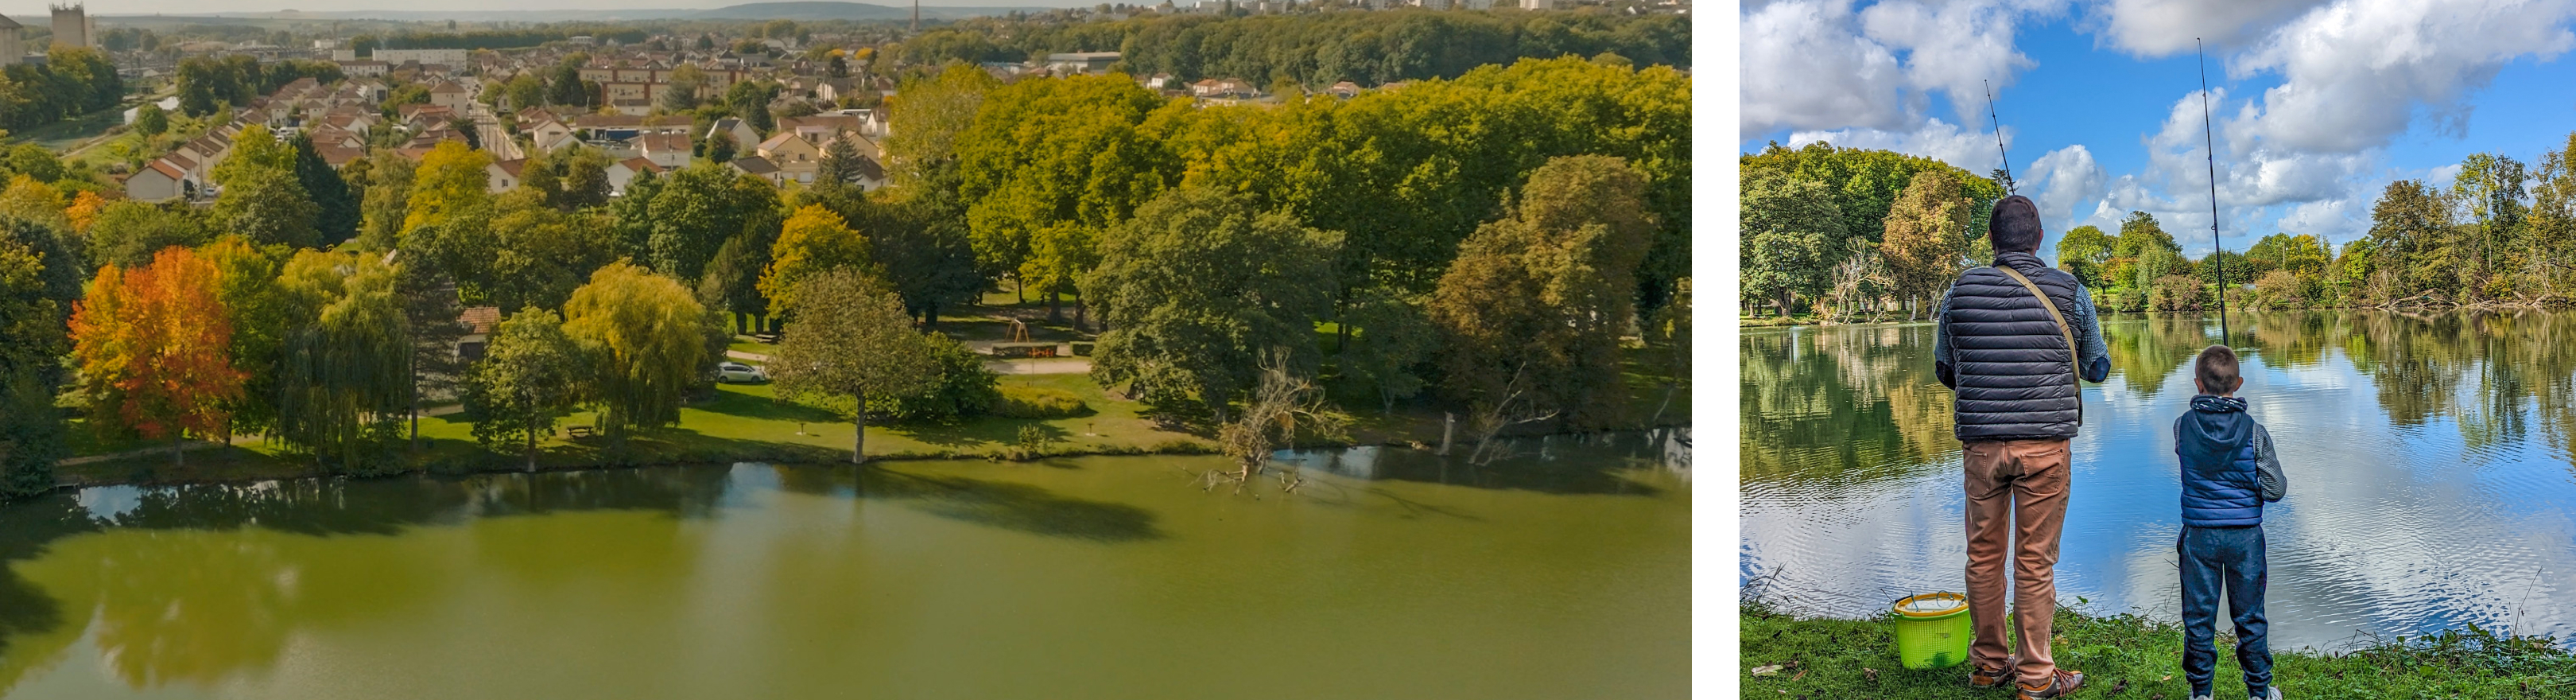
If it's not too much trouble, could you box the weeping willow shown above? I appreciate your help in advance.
[273,251,413,475]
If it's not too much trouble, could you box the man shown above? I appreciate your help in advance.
[1935,195,2111,699]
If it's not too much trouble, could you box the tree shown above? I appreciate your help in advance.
[726,80,780,134]
[646,164,762,282]
[1214,350,1343,489]
[1740,173,1842,317]
[289,131,363,246]
[392,245,470,449]
[827,53,849,78]
[273,248,413,474]
[956,75,1173,322]
[0,220,77,498]
[561,262,715,442]
[135,103,169,136]
[884,64,999,190]
[1087,186,1340,423]
[464,308,584,469]
[504,73,546,111]
[662,65,707,112]
[86,202,209,269]
[68,247,246,467]
[549,62,589,107]
[199,236,293,445]
[1430,155,1655,429]
[770,268,940,464]
[816,134,870,186]
[1878,169,1972,318]
[211,126,319,249]
[2055,224,2115,288]
[760,203,872,315]
[801,185,983,328]
[355,151,417,251]
[485,202,620,313]
[8,145,65,183]
[2368,179,2458,299]
[704,130,739,164]
[1337,287,1436,414]
[555,145,613,211]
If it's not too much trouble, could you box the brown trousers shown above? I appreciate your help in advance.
[1961,438,2072,686]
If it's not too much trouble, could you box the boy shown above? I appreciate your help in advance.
[2173,344,2287,700]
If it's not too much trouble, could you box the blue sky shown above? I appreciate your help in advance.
[1740,0,2576,259]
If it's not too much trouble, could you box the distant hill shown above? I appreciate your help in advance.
[692,2,1048,20]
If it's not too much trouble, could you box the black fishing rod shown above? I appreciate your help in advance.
[2198,38,2229,345]
[1984,80,2014,195]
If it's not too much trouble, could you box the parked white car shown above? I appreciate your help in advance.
[716,362,768,383]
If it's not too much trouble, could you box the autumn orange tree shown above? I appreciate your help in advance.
[68,247,245,466]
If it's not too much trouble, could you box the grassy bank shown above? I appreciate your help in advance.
[1741,602,2576,699]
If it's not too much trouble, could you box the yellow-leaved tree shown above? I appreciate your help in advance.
[759,204,873,317]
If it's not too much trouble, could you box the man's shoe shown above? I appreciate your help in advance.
[2016,669,2084,699]
[1968,662,2014,689]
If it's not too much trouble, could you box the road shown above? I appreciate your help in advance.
[727,349,1091,375]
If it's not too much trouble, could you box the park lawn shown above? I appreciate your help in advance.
[725,336,776,358]
[1740,602,2576,699]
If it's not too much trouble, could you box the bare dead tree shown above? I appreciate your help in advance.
[1466,363,1560,466]
[1208,348,1347,494]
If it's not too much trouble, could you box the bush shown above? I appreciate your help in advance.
[2150,274,2206,311]
[992,385,1091,418]
[870,334,1001,422]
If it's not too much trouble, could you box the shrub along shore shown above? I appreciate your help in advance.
[53,361,1690,490]
[1740,602,2576,698]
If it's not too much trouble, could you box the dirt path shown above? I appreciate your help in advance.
[986,358,1092,375]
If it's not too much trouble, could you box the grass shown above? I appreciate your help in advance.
[1740,601,2576,699]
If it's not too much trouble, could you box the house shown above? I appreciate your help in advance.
[456,306,501,360]
[755,131,823,165]
[1045,52,1120,75]
[428,80,474,111]
[336,60,390,78]
[637,132,692,169]
[727,155,786,185]
[527,118,578,152]
[606,157,664,196]
[609,98,654,116]
[845,154,888,192]
[124,159,188,201]
[1328,81,1362,99]
[706,118,759,152]
[314,143,366,169]
[487,159,527,193]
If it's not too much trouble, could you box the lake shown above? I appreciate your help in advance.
[1741,310,2576,650]
[0,436,1689,699]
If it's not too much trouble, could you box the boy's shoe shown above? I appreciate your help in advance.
[2190,695,2213,700]
[1968,661,2015,689]
[2254,688,2281,699]
[2016,669,2084,699]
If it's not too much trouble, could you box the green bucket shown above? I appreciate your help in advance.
[1892,592,1972,670]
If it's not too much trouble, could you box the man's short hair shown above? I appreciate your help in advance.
[1988,195,2044,254]
[2195,344,2240,392]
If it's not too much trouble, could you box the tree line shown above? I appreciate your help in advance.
[0,47,122,134]
[894,10,1688,88]
[0,54,1686,495]
[1739,131,2576,319]
[176,55,346,118]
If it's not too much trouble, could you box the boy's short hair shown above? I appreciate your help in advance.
[2195,344,2240,391]
[1988,196,2044,253]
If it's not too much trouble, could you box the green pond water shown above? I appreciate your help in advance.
[0,434,1689,699]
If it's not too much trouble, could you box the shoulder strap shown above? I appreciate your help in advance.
[1992,265,2082,426]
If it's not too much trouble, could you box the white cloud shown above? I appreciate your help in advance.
[2093,0,2333,56]
[2023,145,2109,231]
[1741,0,1915,136]
[1786,119,2015,175]
[1858,0,2056,124]
[2233,0,2576,154]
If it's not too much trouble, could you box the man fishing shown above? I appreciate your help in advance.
[1934,195,2112,699]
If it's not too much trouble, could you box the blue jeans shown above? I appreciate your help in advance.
[2180,525,2271,697]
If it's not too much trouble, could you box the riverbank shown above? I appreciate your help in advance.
[1740,602,2576,698]
[52,365,1689,490]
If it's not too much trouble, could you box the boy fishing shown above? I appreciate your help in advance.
[2173,344,2287,700]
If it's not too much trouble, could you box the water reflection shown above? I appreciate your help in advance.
[0,435,1687,698]
[1742,310,2576,650]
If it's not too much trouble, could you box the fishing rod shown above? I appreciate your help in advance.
[1984,80,2014,194]
[2198,38,2228,345]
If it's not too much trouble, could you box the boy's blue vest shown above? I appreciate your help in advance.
[2174,395,2264,527]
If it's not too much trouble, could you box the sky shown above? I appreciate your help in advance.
[1740,0,2576,259]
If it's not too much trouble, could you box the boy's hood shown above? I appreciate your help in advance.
[2178,395,2252,465]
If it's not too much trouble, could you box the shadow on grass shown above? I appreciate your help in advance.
[774,463,1162,542]
[687,388,844,424]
